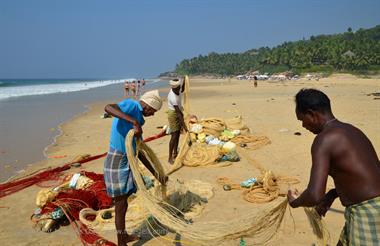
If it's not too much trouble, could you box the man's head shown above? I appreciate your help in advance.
[140,90,163,116]
[169,79,182,94]
[295,88,333,134]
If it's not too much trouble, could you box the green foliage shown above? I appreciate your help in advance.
[172,25,380,76]
[293,65,335,76]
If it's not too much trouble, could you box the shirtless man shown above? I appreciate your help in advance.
[287,88,380,245]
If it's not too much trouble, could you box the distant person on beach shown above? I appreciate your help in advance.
[124,80,130,97]
[167,78,187,164]
[141,79,146,94]
[287,88,380,246]
[103,90,168,246]
[253,75,258,87]
[130,80,136,98]
[137,80,141,96]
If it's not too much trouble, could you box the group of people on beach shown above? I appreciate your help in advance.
[123,79,146,98]
[103,77,380,246]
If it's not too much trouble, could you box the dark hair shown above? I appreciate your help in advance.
[295,88,331,114]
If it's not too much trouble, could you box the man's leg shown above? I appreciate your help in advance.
[173,131,180,159]
[168,131,180,164]
[114,195,138,246]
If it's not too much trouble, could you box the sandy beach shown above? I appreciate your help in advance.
[0,74,379,245]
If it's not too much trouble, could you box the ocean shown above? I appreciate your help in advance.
[0,78,165,182]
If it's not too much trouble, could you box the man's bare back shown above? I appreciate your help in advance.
[316,120,380,206]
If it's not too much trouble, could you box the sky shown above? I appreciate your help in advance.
[0,0,379,79]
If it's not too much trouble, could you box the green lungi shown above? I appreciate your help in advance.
[167,109,180,132]
[339,196,380,245]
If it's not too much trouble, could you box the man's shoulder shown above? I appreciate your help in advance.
[118,98,140,110]
[313,123,357,149]
[168,90,179,99]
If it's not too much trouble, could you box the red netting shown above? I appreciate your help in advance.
[39,172,114,245]
[0,153,107,198]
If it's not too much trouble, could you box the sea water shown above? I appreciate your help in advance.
[0,78,165,181]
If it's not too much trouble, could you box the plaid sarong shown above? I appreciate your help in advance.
[339,195,380,245]
[167,109,180,132]
[103,148,137,198]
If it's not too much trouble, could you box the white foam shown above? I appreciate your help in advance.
[0,79,132,100]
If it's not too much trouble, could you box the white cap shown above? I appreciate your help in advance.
[169,78,181,88]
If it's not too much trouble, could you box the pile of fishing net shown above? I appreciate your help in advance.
[31,168,216,245]
[127,131,290,245]
[79,179,215,232]
[217,170,300,204]
[31,171,115,245]
[168,115,271,173]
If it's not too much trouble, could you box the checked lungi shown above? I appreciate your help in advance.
[103,148,137,198]
[167,109,180,132]
[339,196,380,245]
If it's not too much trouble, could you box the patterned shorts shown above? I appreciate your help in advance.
[103,148,137,198]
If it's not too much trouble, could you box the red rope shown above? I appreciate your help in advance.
[0,153,107,199]
[143,129,167,143]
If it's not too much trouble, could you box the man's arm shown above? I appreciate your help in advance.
[104,104,142,137]
[288,136,331,208]
[315,188,338,216]
[138,152,168,185]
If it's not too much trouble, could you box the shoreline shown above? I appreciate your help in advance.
[42,104,92,159]
[0,79,168,182]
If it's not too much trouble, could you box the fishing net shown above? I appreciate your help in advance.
[127,130,290,245]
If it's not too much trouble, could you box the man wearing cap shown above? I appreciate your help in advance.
[167,78,188,164]
[103,90,168,245]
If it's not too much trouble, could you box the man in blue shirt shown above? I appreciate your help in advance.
[103,90,167,245]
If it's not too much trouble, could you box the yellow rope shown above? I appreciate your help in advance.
[183,143,220,167]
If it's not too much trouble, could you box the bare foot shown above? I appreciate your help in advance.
[168,157,174,165]
[117,232,140,246]
[125,234,140,243]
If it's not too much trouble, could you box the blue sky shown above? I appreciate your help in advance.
[0,0,379,78]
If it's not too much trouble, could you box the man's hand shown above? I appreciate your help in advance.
[181,122,188,132]
[133,121,143,138]
[287,189,300,208]
[315,192,336,217]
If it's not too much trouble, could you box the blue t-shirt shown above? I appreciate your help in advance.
[109,99,145,153]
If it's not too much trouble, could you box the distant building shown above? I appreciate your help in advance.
[342,50,355,58]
